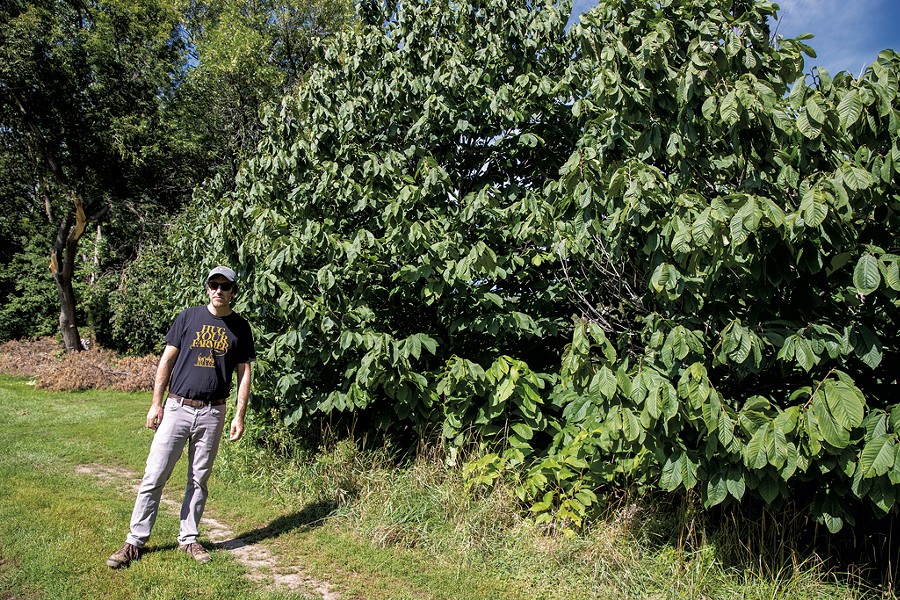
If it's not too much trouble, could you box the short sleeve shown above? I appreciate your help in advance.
[164,309,189,349]
[237,320,256,364]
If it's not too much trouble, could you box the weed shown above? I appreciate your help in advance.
[215,421,882,598]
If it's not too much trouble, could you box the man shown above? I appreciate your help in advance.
[106,266,255,568]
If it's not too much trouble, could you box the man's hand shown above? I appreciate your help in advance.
[146,404,163,430]
[229,416,244,441]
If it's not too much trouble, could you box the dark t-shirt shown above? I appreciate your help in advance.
[165,305,255,401]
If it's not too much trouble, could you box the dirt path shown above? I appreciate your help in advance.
[75,463,338,599]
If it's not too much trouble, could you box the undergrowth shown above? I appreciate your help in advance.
[0,338,889,598]
[0,337,155,391]
[216,411,884,599]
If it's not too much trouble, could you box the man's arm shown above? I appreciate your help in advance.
[229,361,252,441]
[147,344,179,430]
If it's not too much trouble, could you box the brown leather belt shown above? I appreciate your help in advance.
[167,393,227,408]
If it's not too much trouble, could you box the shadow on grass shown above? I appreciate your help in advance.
[212,499,336,551]
[138,541,179,557]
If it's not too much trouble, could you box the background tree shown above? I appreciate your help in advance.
[173,0,355,185]
[0,0,190,350]
[0,0,353,350]
[0,148,56,340]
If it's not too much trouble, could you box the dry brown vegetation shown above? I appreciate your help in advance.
[0,338,155,392]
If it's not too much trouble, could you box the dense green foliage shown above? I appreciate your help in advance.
[203,0,900,531]
[1,0,199,348]
[176,0,355,184]
[0,0,352,349]
[0,219,57,341]
[537,0,900,531]
[208,0,577,429]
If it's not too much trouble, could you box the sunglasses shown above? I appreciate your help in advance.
[207,280,234,291]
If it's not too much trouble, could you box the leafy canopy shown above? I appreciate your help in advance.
[203,0,900,532]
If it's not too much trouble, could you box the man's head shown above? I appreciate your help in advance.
[205,266,237,307]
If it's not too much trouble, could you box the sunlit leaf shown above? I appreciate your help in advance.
[853,254,881,295]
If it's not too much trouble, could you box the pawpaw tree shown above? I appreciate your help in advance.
[540,0,900,531]
[211,0,577,435]
[200,0,899,531]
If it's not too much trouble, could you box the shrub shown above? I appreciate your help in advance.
[105,239,194,357]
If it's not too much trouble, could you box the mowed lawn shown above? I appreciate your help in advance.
[0,375,273,599]
[0,375,531,600]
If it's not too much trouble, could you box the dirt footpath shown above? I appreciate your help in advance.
[76,463,338,599]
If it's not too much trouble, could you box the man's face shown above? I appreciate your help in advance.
[206,277,234,307]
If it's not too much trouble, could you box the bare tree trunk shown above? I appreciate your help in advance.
[89,223,101,286]
[50,191,87,352]
[55,269,81,351]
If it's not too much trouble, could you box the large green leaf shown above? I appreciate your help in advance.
[511,422,535,441]
[813,395,850,448]
[837,89,863,128]
[660,453,683,491]
[823,510,844,534]
[853,324,883,369]
[869,478,896,514]
[880,256,900,290]
[799,187,828,227]
[823,378,865,430]
[726,466,746,500]
[706,471,728,507]
[853,254,881,295]
[859,434,896,478]
[681,454,699,490]
[744,424,769,470]
[720,91,740,125]
[840,165,871,191]
[597,366,617,400]
[805,95,827,124]
[758,475,781,505]
[891,404,900,433]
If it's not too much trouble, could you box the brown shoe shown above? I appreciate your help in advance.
[178,541,211,563]
[106,543,140,568]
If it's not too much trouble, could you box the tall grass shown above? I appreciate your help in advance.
[214,412,882,599]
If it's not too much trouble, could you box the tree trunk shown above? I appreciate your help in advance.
[50,191,87,352]
[55,269,81,351]
[90,223,101,286]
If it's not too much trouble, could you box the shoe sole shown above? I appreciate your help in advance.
[106,558,129,568]
[181,552,211,563]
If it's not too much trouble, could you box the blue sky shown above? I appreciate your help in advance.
[569,0,900,78]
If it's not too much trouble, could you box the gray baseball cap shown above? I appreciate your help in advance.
[206,266,237,283]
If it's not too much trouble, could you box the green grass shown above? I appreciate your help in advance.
[0,377,266,599]
[0,375,880,599]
